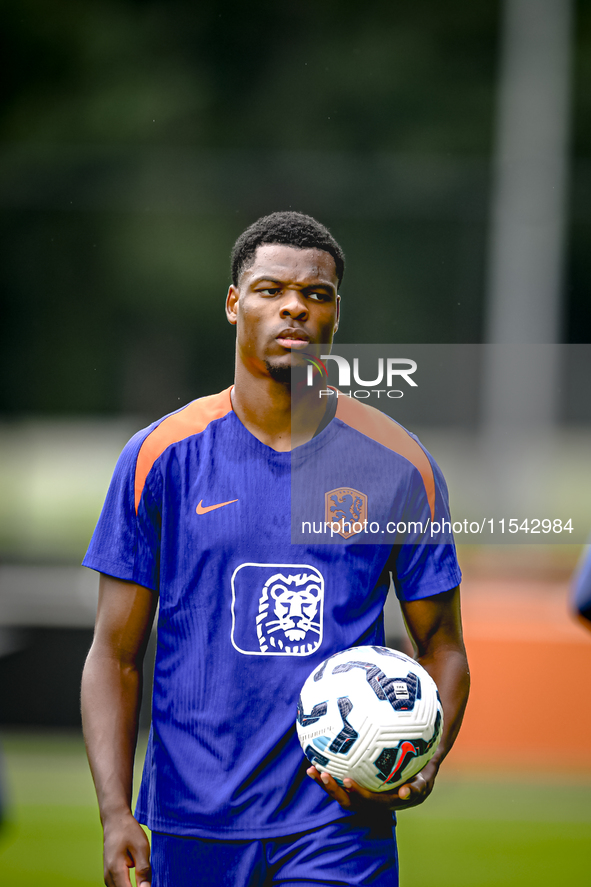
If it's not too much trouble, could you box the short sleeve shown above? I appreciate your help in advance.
[82,428,162,591]
[392,451,462,601]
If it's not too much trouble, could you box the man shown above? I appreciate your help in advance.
[81,211,470,887]
[573,542,591,627]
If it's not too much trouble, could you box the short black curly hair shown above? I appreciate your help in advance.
[231,211,345,287]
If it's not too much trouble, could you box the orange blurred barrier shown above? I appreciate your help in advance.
[447,578,591,773]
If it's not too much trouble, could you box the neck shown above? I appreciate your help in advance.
[231,362,328,452]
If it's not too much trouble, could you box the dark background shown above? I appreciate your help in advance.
[2,0,590,422]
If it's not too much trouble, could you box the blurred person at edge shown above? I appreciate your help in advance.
[572,540,591,628]
[81,212,470,887]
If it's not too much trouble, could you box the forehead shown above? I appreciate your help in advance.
[243,244,338,286]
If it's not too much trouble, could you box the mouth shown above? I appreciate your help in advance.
[275,329,310,350]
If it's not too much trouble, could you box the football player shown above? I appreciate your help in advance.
[81,212,470,887]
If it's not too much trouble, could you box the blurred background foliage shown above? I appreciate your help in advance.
[0,0,508,416]
[2,0,589,419]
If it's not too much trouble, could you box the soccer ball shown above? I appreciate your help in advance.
[296,645,443,792]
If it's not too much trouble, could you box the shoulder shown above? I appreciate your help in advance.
[334,395,438,515]
[335,395,432,465]
[133,387,233,513]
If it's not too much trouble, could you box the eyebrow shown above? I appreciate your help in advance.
[251,276,284,286]
[251,276,336,292]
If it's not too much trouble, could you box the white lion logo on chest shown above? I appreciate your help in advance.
[258,571,323,652]
[231,563,325,656]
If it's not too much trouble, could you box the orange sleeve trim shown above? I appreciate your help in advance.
[335,395,436,520]
[134,387,233,513]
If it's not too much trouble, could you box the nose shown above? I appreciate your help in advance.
[279,288,308,321]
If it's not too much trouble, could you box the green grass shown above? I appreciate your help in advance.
[396,779,591,887]
[0,731,147,887]
[0,732,589,886]
[0,732,104,886]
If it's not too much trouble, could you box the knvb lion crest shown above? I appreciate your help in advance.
[325,487,368,539]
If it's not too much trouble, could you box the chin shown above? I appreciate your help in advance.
[264,360,293,386]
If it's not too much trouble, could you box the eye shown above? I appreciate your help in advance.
[259,287,281,296]
[309,291,328,301]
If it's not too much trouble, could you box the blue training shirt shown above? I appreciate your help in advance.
[83,387,461,838]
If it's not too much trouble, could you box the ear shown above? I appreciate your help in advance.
[225,285,239,326]
[333,294,341,334]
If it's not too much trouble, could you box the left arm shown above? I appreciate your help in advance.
[307,586,470,811]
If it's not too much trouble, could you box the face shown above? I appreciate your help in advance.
[225,244,340,379]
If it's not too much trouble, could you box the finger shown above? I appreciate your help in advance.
[105,846,151,887]
[131,843,152,887]
[401,772,429,798]
[306,767,354,809]
[342,774,428,810]
[135,868,152,887]
[341,778,392,806]
[104,861,133,887]
[389,774,431,809]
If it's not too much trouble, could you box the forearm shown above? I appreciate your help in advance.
[415,645,470,768]
[81,647,143,824]
[401,586,470,770]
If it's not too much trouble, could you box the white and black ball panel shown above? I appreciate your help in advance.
[296,645,443,792]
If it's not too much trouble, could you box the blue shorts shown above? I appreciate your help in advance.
[151,815,398,886]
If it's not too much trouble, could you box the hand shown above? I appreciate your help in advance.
[102,812,151,887]
[306,758,439,812]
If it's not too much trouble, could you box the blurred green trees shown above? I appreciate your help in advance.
[0,1,589,416]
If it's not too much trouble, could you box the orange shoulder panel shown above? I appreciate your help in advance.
[134,387,233,513]
[335,395,436,519]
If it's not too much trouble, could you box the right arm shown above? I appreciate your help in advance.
[81,573,158,887]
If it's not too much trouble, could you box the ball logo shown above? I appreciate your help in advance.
[231,563,324,656]
[375,741,419,785]
[325,488,368,540]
